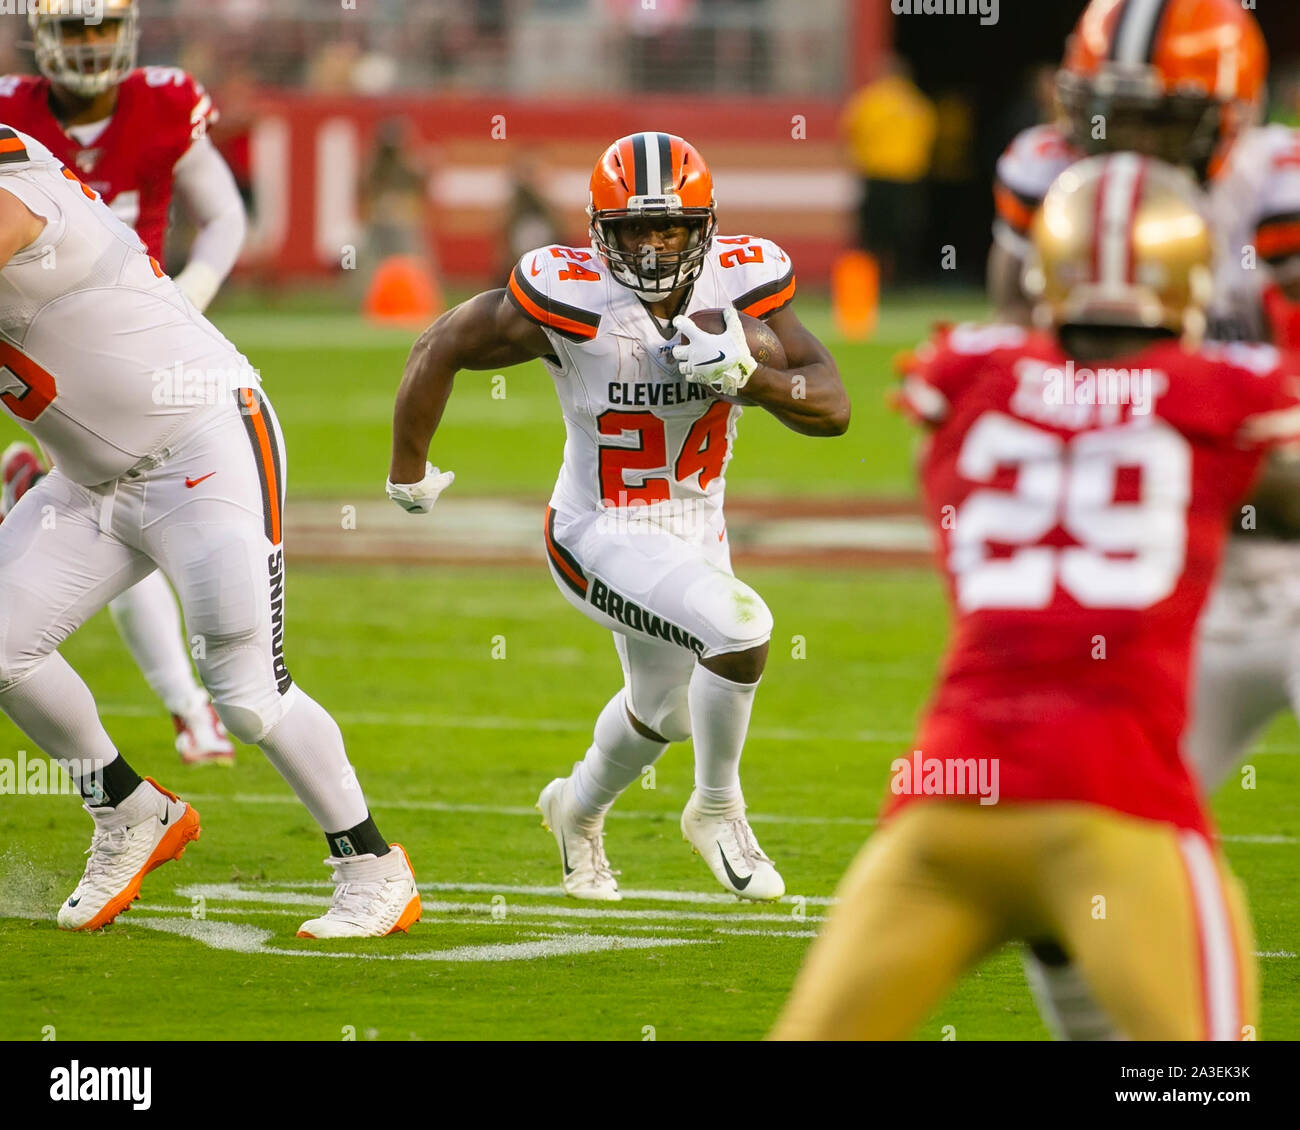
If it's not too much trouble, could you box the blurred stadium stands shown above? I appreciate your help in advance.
[0,2,1294,295]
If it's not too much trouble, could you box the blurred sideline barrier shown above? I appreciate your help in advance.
[244,93,855,287]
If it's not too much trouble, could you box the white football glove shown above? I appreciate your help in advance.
[386,462,455,514]
[671,306,758,397]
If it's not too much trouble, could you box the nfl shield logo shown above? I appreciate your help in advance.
[75,148,100,173]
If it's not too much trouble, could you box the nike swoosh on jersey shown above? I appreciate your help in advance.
[185,472,217,488]
[717,842,752,890]
[530,258,542,277]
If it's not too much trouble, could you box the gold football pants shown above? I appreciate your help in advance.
[771,802,1257,1041]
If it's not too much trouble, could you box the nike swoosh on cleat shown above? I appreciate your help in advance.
[159,808,170,826]
[560,832,575,876]
[716,841,752,890]
[185,472,216,488]
[66,896,80,907]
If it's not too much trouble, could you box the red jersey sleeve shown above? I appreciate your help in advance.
[127,66,218,166]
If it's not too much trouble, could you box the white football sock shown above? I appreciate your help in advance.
[108,571,207,716]
[1022,949,1122,1041]
[0,652,120,777]
[570,690,668,829]
[256,689,370,832]
[688,663,758,813]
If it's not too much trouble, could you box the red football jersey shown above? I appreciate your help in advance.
[0,67,215,266]
[889,323,1300,836]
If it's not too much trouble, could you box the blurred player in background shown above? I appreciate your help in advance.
[774,153,1298,1040]
[389,132,849,902]
[0,0,248,766]
[986,0,1300,1038]
[0,126,419,939]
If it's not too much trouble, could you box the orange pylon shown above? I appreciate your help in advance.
[363,255,443,326]
[832,250,879,341]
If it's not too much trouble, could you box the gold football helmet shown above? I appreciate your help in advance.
[1023,153,1213,343]
[29,0,140,97]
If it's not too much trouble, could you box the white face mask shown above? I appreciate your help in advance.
[32,11,140,98]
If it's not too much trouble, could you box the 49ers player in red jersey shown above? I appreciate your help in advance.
[0,0,248,765]
[773,154,1300,1040]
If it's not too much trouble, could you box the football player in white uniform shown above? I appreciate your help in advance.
[390,132,849,901]
[0,0,248,766]
[0,127,419,938]
[986,0,1300,1039]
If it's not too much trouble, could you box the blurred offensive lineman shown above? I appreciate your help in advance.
[0,0,247,765]
[774,154,1299,1040]
[987,0,1300,1038]
[0,127,419,938]
[389,133,849,900]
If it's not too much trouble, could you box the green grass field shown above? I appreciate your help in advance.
[0,293,1296,1041]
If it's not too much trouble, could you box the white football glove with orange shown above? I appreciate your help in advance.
[386,462,456,514]
[671,306,757,397]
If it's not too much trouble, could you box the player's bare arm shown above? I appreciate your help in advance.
[0,186,46,267]
[389,288,550,486]
[739,305,850,435]
[986,241,1033,326]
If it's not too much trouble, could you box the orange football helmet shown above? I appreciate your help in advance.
[588,132,717,300]
[1056,0,1267,178]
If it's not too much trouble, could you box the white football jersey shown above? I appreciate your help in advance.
[993,121,1300,342]
[0,126,253,485]
[508,234,796,540]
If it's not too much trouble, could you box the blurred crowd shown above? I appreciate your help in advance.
[0,0,846,97]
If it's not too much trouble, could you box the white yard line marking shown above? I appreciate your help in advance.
[170,886,821,924]
[91,701,914,745]
[127,917,710,962]
[181,791,877,828]
[176,792,1299,842]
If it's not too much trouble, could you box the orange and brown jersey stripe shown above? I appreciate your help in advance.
[1256,212,1300,266]
[0,127,29,165]
[736,265,797,320]
[508,263,601,342]
[239,387,284,546]
[994,179,1040,236]
[544,507,588,598]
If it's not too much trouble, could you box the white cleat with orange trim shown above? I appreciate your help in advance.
[296,843,421,939]
[58,777,201,931]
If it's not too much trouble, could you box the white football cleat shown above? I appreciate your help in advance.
[58,777,201,931]
[536,773,620,901]
[173,700,236,766]
[681,791,785,901]
[297,843,421,939]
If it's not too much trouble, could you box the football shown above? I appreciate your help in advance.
[683,308,786,404]
[685,308,787,370]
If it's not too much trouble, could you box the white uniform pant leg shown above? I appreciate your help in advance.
[544,505,772,742]
[0,469,153,765]
[108,570,206,716]
[128,393,368,832]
